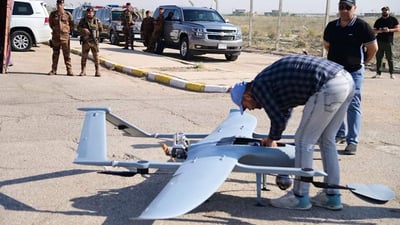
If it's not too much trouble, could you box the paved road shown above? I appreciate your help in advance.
[68,38,283,92]
[1,44,399,225]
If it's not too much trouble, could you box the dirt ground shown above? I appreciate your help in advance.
[0,45,399,225]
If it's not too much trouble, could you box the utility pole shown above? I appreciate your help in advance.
[214,0,218,11]
[274,0,283,51]
[0,0,12,74]
[323,0,331,57]
[249,0,253,47]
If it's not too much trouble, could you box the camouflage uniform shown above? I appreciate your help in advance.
[121,8,135,49]
[148,10,165,52]
[78,15,103,76]
[48,9,73,75]
[140,12,154,48]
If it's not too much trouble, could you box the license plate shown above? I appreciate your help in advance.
[218,44,227,49]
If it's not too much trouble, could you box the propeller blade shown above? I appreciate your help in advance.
[300,177,395,204]
[98,171,137,177]
[347,183,395,204]
[311,181,353,190]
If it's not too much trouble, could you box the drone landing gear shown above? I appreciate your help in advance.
[255,173,269,206]
[255,173,293,206]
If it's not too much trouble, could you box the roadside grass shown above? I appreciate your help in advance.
[226,15,400,67]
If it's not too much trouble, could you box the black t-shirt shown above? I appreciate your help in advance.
[324,17,376,72]
[374,16,399,43]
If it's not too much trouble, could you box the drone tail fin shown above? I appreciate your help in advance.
[74,108,109,164]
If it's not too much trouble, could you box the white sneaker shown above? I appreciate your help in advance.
[372,74,381,79]
[390,74,396,79]
[270,192,312,210]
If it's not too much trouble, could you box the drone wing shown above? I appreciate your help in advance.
[137,109,257,219]
[138,153,237,219]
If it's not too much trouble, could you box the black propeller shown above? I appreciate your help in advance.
[98,171,137,177]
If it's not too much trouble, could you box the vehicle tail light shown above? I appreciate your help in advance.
[44,17,49,24]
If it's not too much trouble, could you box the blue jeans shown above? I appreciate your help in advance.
[336,67,364,145]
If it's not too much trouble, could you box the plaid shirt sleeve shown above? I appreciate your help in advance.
[253,84,292,140]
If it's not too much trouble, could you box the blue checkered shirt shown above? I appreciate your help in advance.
[251,54,344,140]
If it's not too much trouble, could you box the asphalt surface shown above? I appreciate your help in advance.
[1,42,399,225]
[67,38,283,92]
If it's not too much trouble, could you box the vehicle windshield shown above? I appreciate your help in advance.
[111,11,122,20]
[183,9,225,22]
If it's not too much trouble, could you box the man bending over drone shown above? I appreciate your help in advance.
[230,54,354,211]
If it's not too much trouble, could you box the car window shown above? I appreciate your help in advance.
[13,1,34,15]
[164,9,179,21]
[111,11,122,21]
[173,9,181,20]
[183,9,224,22]
[96,9,103,19]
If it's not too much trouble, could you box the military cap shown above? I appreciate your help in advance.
[56,0,64,4]
[381,6,390,11]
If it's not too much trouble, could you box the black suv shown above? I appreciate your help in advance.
[153,5,242,61]
[96,5,142,45]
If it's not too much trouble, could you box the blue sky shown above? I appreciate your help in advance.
[53,0,400,15]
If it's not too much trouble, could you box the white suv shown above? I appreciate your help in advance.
[11,0,51,51]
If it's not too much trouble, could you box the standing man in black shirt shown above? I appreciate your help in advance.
[373,6,400,79]
[323,0,377,155]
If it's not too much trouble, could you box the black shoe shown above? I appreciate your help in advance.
[335,136,346,144]
[344,144,357,155]
[123,47,128,50]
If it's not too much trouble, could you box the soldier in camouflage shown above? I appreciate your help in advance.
[121,2,138,50]
[140,10,154,50]
[77,7,103,77]
[48,0,74,76]
[147,7,164,53]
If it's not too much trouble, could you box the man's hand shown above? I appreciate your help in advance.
[261,138,278,147]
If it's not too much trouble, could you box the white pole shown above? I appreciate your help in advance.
[323,0,331,57]
[214,0,218,11]
[275,0,283,51]
[249,0,253,47]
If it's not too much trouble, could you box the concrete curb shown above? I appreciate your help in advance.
[71,48,230,93]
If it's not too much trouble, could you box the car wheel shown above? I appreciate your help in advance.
[225,53,239,61]
[11,30,33,52]
[110,31,119,45]
[179,36,192,60]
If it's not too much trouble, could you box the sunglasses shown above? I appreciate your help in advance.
[339,4,352,11]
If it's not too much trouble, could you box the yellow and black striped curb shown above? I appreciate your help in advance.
[71,48,230,93]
